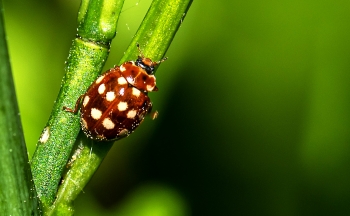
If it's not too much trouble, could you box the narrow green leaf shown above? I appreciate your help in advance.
[0,1,41,215]
[30,0,125,210]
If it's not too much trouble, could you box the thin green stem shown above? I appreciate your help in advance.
[0,1,41,215]
[49,0,192,214]
[46,133,113,215]
[30,0,125,210]
[120,0,193,64]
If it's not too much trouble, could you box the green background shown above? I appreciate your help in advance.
[3,0,350,215]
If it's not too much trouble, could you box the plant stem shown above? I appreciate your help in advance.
[46,133,113,215]
[49,0,193,214]
[0,1,41,215]
[120,0,193,64]
[30,0,125,210]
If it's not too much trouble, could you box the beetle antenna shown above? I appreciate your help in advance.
[136,43,144,58]
[155,56,168,65]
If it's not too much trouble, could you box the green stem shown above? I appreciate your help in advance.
[49,0,192,214]
[30,0,125,210]
[46,133,113,215]
[0,1,41,215]
[120,0,193,64]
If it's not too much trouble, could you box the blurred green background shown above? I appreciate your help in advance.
[3,0,350,215]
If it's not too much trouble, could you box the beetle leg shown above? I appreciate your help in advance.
[63,94,84,114]
[150,110,159,120]
[146,103,158,120]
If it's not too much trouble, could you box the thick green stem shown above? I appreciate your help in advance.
[30,0,124,210]
[49,0,193,214]
[0,1,41,215]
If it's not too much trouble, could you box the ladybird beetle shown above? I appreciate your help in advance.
[63,44,167,141]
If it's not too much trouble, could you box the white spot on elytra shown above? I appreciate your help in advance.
[91,108,102,120]
[95,75,105,84]
[98,84,106,94]
[146,85,154,91]
[106,91,116,101]
[118,76,127,85]
[132,87,141,97]
[117,101,128,111]
[83,95,90,107]
[119,88,125,96]
[102,118,115,129]
[126,77,135,85]
[127,110,137,119]
[81,118,88,129]
[39,127,50,143]
[118,128,129,137]
[120,65,126,72]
